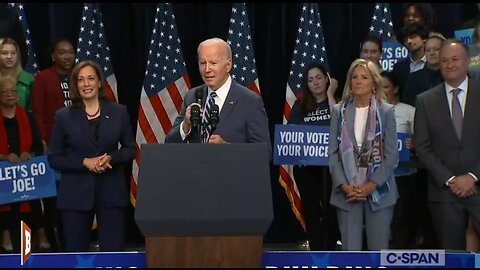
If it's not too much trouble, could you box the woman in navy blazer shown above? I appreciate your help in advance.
[48,60,135,252]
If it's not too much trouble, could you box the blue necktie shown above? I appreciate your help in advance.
[451,88,463,140]
[202,91,217,143]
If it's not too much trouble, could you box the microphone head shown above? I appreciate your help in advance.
[195,88,204,104]
[190,104,201,127]
[210,104,220,129]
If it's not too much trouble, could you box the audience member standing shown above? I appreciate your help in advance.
[329,59,398,250]
[0,76,43,253]
[414,39,480,250]
[31,38,76,252]
[288,62,339,251]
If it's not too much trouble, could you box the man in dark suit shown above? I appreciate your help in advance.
[414,39,480,250]
[165,37,270,151]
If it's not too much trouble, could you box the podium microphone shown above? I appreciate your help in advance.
[209,104,220,134]
[190,88,204,128]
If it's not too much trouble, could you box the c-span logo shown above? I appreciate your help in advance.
[380,250,445,266]
[21,221,32,265]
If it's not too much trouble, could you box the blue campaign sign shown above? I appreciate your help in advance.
[273,124,329,166]
[455,28,474,45]
[397,132,410,162]
[395,132,414,176]
[380,41,409,72]
[0,155,56,205]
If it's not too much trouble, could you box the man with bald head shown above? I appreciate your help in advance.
[414,39,480,250]
[166,38,270,151]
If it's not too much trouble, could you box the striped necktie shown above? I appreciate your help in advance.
[202,91,217,143]
[451,88,463,140]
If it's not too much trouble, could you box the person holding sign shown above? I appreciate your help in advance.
[48,60,135,252]
[329,59,399,250]
[288,62,339,251]
[0,76,44,253]
[381,71,419,249]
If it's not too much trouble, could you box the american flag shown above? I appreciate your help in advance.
[369,3,394,41]
[8,3,38,74]
[131,3,191,205]
[280,3,330,230]
[227,3,260,95]
[76,3,117,102]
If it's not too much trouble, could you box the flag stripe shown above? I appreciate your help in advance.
[131,3,191,207]
[137,104,158,144]
[281,3,330,230]
[279,165,305,229]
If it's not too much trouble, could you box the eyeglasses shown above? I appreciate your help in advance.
[0,89,17,96]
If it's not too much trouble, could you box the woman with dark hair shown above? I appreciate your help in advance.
[403,3,437,31]
[0,76,43,253]
[48,60,135,252]
[31,38,76,252]
[287,62,339,250]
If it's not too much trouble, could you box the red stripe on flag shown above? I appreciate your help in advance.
[130,175,138,206]
[279,165,305,230]
[247,82,261,96]
[167,83,183,113]
[283,102,292,123]
[148,94,172,136]
[134,143,142,165]
[104,80,117,103]
[137,106,158,144]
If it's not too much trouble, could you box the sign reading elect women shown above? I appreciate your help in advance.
[0,156,57,205]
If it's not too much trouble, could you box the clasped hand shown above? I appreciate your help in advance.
[342,181,377,203]
[83,153,112,174]
[0,152,32,163]
[449,174,477,198]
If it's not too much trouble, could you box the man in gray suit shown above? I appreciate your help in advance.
[414,39,480,250]
[165,38,270,150]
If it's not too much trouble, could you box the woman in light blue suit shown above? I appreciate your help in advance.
[328,59,399,250]
[48,60,135,252]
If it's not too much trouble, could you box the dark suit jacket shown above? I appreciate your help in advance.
[48,101,136,210]
[402,67,443,106]
[414,78,480,202]
[165,80,271,151]
[393,58,415,97]
[31,67,66,145]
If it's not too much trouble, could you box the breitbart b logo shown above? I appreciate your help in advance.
[21,221,31,265]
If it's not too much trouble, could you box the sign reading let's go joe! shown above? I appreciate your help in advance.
[273,124,412,167]
[0,155,57,205]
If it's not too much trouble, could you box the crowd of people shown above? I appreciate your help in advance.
[0,3,479,254]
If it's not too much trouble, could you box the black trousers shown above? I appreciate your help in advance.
[293,165,339,251]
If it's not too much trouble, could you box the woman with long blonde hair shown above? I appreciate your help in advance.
[0,37,34,111]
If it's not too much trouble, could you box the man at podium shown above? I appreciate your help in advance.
[165,37,270,150]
